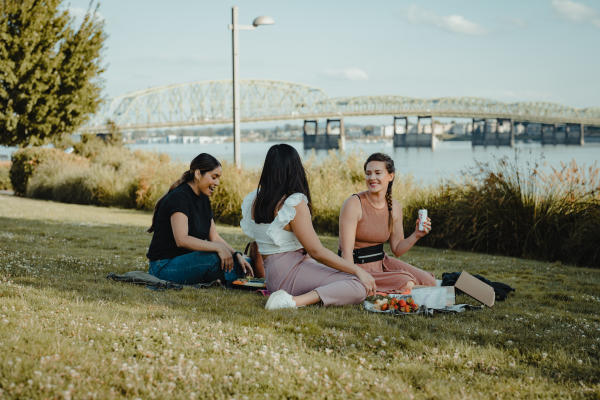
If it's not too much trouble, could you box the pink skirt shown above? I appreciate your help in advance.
[264,250,367,306]
[361,254,436,293]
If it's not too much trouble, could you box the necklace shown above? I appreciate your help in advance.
[364,192,387,210]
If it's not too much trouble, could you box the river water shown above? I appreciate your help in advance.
[128,140,600,185]
[2,140,598,185]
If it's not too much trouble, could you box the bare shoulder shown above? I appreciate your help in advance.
[293,199,309,213]
[341,194,362,216]
[342,194,361,208]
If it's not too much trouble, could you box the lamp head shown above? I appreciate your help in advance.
[252,16,275,27]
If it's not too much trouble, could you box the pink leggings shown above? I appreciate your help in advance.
[264,250,367,306]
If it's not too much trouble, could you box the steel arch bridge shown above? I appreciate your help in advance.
[81,80,600,133]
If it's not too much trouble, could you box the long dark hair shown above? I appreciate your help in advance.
[148,153,221,233]
[364,152,395,234]
[254,144,312,223]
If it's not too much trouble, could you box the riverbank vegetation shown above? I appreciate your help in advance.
[0,194,598,399]
[9,139,600,267]
[0,161,11,190]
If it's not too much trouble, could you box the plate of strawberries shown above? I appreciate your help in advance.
[364,294,423,315]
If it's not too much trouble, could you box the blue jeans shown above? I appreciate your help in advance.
[148,251,246,285]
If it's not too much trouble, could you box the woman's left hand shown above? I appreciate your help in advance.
[236,252,254,277]
[415,217,432,239]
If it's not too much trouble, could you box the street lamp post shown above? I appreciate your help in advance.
[229,6,274,168]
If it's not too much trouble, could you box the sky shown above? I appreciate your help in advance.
[64,0,600,109]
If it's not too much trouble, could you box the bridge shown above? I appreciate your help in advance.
[81,79,600,148]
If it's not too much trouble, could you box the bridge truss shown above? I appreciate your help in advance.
[81,80,600,133]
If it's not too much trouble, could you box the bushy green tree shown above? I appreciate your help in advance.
[0,0,105,147]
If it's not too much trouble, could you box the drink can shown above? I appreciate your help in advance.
[418,209,428,231]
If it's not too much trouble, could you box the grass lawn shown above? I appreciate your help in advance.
[0,193,598,399]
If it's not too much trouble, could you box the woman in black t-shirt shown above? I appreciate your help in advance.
[147,153,253,284]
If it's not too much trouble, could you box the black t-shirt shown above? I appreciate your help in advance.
[147,183,213,261]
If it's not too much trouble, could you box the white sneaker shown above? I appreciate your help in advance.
[265,290,297,310]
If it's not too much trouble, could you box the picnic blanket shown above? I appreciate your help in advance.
[106,271,222,290]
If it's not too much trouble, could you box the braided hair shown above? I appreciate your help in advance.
[364,153,395,234]
[148,153,221,233]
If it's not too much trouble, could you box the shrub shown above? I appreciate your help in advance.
[0,161,11,190]
[26,145,173,209]
[132,155,182,211]
[409,157,600,267]
[10,147,87,195]
[73,133,125,160]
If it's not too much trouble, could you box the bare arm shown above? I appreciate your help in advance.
[388,202,431,257]
[338,195,362,264]
[290,201,376,295]
[172,213,226,253]
[208,218,253,275]
[209,219,234,252]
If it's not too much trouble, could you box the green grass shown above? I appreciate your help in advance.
[0,194,598,399]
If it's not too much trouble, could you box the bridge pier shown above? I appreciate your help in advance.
[392,116,408,147]
[541,123,557,145]
[471,118,486,146]
[521,122,529,139]
[472,118,514,147]
[326,118,345,151]
[394,116,436,149]
[303,119,344,150]
[564,123,585,145]
[303,120,318,150]
[417,116,434,134]
[496,118,515,147]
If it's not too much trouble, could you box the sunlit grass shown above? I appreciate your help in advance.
[0,194,598,398]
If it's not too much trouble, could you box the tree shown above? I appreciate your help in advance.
[0,0,105,147]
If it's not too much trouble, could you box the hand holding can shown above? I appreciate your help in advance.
[418,209,428,231]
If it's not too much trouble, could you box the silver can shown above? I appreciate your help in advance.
[418,209,428,231]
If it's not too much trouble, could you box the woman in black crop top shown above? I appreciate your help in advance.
[147,153,252,284]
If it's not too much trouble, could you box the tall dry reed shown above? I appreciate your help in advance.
[407,156,600,267]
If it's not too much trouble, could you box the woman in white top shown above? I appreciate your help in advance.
[241,144,376,310]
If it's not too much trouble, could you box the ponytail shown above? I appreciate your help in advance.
[148,153,220,233]
[169,170,193,192]
[385,178,394,234]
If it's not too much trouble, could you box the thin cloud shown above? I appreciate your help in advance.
[552,0,600,28]
[323,67,369,81]
[406,5,487,35]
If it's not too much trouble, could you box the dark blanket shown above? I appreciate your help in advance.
[441,272,515,301]
[106,271,222,290]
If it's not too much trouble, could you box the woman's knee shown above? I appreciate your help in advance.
[189,251,221,269]
[349,280,368,303]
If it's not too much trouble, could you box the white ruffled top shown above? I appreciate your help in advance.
[240,190,307,255]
